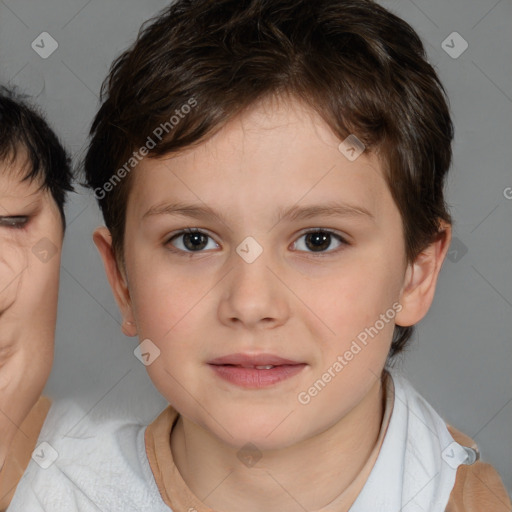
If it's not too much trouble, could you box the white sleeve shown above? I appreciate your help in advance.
[7,399,172,512]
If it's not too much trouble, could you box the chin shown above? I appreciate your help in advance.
[206,412,305,452]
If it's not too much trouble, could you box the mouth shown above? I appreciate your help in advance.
[207,353,307,388]
[208,353,303,366]
[216,364,282,369]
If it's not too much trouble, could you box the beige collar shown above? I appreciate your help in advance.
[145,373,394,512]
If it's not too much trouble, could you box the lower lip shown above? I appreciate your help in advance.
[208,364,307,388]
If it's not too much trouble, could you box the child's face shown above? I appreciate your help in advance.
[97,96,425,450]
[0,159,62,457]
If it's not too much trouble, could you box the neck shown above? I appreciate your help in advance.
[171,375,386,512]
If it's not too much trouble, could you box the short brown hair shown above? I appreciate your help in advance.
[83,0,454,357]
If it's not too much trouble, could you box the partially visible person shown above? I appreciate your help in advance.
[0,86,73,509]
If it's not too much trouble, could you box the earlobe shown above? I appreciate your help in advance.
[122,320,138,337]
[92,227,137,337]
[395,222,452,327]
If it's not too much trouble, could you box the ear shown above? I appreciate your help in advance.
[395,221,452,327]
[92,226,137,337]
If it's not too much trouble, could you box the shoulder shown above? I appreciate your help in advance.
[0,396,51,511]
[7,400,171,512]
[446,425,511,512]
[385,370,510,510]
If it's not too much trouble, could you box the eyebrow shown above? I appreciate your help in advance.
[143,200,374,224]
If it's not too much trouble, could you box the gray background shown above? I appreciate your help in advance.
[1,0,511,495]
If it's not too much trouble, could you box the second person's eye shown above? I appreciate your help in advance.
[0,216,29,229]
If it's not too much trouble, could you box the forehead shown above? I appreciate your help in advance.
[128,96,392,223]
[0,157,45,205]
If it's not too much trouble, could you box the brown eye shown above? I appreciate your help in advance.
[305,232,331,251]
[293,229,348,254]
[167,229,218,253]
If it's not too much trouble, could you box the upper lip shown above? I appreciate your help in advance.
[208,353,303,367]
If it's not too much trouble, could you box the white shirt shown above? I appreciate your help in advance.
[7,369,476,511]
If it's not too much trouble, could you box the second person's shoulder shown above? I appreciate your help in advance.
[7,399,170,512]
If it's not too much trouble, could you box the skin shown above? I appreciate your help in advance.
[0,157,62,470]
[94,94,451,511]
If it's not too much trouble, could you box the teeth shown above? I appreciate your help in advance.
[225,364,277,369]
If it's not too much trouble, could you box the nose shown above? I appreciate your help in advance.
[217,240,290,330]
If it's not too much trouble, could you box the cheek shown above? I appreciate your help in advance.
[0,240,29,312]
[24,255,61,306]
[312,252,400,319]
[301,246,402,362]
[131,271,206,406]
[128,249,206,352]
[0,209,63,312]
